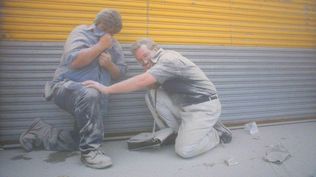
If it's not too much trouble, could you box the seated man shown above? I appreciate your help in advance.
[83,38,232,158]
[20,9,127,169]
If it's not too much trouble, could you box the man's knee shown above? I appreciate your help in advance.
[82,88,100,103]
[175,132,219,158]
[74,88,101,113]
[175,144,198,159]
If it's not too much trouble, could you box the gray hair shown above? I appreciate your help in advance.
[94,8,122,34]
[130,38,160,56]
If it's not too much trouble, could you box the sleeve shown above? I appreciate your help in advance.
[147,57,181,84]
[108,39,128,80]
[62,26,91,65]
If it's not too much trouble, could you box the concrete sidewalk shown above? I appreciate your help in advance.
[1,121,316,177]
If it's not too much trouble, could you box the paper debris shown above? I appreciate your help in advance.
[225,158,239,166]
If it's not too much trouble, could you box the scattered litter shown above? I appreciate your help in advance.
[1,144,21,149]
[225,158,239,166]
[244,122,259,135]
[11,154,32,160]
[192,162,216,168]
[263,144,291,164]
[203,162,216,168]
[44,151,79,164]
[252,136,260,140]
[249,157,257,160]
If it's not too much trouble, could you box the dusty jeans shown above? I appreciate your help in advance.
[145,88,221,158]
[52,80,105,152]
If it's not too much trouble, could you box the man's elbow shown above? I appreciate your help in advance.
[140,73,157,88]
[147,83,158,89]
[69,62,78,69]
[69,60,84,69]
[111,73,121,80]
[113,68,127,81]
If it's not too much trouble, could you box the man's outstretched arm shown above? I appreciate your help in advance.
[83,72,157,94]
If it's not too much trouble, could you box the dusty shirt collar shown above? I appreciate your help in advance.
[87,24,106,37]
[151,48,164,63]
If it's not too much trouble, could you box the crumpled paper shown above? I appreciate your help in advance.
[263,144,291,164]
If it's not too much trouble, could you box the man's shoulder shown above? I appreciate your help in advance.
[159,50,182,62]
[161,50,181,58]
[69,25,90,35]
[159,50,193,67]
[66,25,91,43]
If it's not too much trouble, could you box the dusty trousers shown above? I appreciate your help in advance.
[145,88,221,158]
[52,80,105,152]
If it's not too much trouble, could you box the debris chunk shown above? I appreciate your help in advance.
[244,122,259,135]
[225,158,239,166]
[263,144,291,164]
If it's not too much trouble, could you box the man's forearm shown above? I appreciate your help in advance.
[70,44,104,69]
[102,62,121,80]
[105,72,156,94]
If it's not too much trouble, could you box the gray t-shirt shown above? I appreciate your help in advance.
[53,24,127,86]
[148,49,217,102]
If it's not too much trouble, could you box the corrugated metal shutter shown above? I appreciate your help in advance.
[1,41,316,143]
[1,0,316,48]
[177,45,316,120]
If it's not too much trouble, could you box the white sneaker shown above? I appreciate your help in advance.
[81,149,112,169]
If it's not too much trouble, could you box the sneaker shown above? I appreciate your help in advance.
[81,149,112,169]
[214,121,232,144]
[127,132,161,151]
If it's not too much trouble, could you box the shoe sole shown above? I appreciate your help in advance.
[215,121,232,144]
[81,158,113,169]
[216,121,232,134]
[19,118,42,151]
[221,132,232,144]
